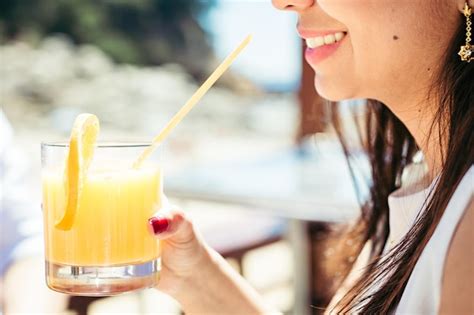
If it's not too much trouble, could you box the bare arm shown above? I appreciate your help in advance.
[439,197,474,315]
[150,209,276,315]
[172,245,274,315]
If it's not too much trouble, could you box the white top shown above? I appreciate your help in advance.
[392,166,473,314]
[326,165,473,314]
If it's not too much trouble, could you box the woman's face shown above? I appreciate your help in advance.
[272,0,461,104]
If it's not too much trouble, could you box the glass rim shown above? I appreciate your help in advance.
[41,141,156,148]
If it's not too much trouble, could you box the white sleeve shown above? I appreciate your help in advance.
[0,111,43,275]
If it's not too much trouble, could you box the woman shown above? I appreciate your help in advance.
[148,0,473,314]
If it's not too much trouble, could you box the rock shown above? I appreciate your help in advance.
[76,45,114,78]
[1,35,298,150]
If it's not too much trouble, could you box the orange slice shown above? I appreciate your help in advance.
[55,113,99,230]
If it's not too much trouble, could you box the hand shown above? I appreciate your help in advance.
[148,203,210,296]
[148,200,274,314]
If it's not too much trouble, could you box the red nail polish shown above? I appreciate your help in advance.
[149,216,169,234]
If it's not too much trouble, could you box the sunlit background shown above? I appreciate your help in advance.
[0,1,362,314]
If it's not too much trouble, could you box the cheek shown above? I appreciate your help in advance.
[317,0,370,23]
[317,0,344,17]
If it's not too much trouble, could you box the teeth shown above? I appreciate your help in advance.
[306,38,315,48]
[305,31,345,49]
[307,37,325,48]
[324,34,336,44]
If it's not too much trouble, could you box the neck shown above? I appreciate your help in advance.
[388,95,445,180]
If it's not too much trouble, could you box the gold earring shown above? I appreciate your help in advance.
[458,2,473,62]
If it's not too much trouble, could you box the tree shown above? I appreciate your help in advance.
[0,0,216,79]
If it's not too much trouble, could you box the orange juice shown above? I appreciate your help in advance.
[42,167,162,266]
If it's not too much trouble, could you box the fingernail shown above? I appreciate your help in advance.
[149,216,169,235]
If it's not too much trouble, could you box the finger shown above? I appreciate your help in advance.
[148,206,195,245]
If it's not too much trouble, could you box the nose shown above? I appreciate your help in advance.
[272,0,314,12]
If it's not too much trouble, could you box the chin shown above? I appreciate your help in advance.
[314,74,356,101]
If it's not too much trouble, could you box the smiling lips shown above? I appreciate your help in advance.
[299,29,347,65]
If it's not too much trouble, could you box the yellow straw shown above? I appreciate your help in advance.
[133,34,252,168]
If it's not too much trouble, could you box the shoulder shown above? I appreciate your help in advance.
[439,195,474,314]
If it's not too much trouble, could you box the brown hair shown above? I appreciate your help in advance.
[332,12,473,313]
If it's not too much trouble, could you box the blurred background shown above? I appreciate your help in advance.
[0,1,363,314]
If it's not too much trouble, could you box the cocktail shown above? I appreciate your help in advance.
[42,141,163,295]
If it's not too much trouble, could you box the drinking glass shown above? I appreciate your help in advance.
[41,142,162,295]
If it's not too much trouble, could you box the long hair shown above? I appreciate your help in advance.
[332,12,474,313]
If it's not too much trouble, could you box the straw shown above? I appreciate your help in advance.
[133,34,252,168]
